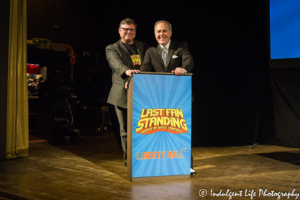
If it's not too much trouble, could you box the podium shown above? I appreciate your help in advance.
[127,72,193,182]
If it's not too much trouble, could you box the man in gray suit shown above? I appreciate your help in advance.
[106,18,145,167]
[140,20,193,75]
[140,20,196,176]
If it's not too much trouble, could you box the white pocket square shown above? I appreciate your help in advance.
[172,55,178,59]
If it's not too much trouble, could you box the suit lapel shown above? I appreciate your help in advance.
[134,41,144,61]
[156,45,167,71]
[118,40,134,69]
[166,41,174,70]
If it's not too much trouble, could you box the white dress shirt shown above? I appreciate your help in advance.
[160,40,171,54]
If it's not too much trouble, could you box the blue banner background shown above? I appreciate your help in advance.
[270,0,300,59]
[132,74,192,177]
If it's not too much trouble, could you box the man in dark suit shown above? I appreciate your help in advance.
[140,20,193,75]
[140,20,196,176]
[106,18,145,167]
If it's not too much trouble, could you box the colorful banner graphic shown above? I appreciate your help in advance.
[132,74,192,178]
[135,108,188,134]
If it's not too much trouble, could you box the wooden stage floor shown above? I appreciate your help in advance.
[0,132,299,200]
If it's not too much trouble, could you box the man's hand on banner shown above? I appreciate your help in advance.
[172,67,186,76]
[125,69,140,77]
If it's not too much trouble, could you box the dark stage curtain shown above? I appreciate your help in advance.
[271,68,300,148]
[191,55,274,147]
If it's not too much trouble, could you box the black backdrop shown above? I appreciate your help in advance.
[271,68,300,148]
[27,0,279,147]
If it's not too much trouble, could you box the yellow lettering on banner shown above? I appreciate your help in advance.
[172,117,180,128]
[144,118,150,128]
[135,108,189,134]
[180,119,188,131]
[140,109,147,118]
[166,109,171,116]
[149,117,156,127]
[171,109,176,117]
[163,117,170,126]
[156,109,164,116]
[156,117,163,126]
[152,109,159,116]
[136,120,145,132]
[176,109,184,118]
[146,109,153,117]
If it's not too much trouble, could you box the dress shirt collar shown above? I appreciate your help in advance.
[160,40,171,50]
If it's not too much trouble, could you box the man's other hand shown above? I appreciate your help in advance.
[172,67,186,76]
[125,81,128,90]
[125,69,140,76]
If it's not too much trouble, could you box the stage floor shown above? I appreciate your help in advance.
[0,132,299,200]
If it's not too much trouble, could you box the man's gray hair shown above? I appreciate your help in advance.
[154,20,172,31]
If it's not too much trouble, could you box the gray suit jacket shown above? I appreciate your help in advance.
[140,41,193,72]
[106,40,145,108]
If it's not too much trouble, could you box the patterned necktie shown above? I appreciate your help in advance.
[162,46,167,68]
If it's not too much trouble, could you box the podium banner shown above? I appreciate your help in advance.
[131,74,192,178]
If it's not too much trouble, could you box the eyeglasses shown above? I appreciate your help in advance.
[121,28,136,32]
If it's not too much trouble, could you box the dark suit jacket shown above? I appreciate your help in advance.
[140,41,193,72]
[106,40,145,108]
